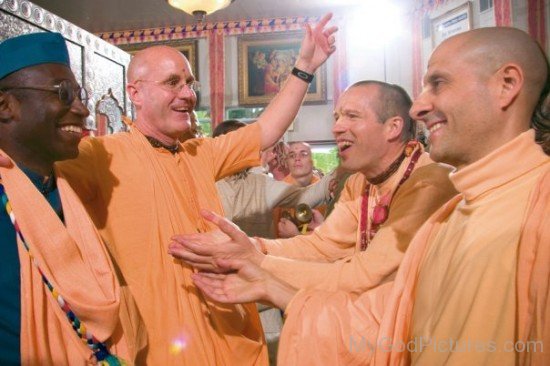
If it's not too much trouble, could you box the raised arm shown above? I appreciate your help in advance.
[257,13,337,149]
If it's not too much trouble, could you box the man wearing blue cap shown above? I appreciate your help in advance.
[0,32,144,365]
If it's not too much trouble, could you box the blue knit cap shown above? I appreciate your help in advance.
[0,32,70,80]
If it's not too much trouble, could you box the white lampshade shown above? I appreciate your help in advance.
[167,0,233,16]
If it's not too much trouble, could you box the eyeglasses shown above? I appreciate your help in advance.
[287,151,311,160]
[136,78,200,93]
[0,80,88,106]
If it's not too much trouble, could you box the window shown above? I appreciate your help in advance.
[310,143,339,175]
[480,0,494,12]
[195,109,212,137]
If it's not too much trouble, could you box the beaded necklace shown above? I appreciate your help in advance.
[0,179,124,366]
[146,135,180,154]
[359,143,422,251]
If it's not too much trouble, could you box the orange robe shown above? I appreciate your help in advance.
[57,124,267,365]
[375,130,549,365]
[257,147,457,365]
[259,148,456,293]
[0,151,144,365]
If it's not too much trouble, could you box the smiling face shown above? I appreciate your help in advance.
[409,36,500,168]
[128,46,197,143]
[1,63,89,170]
[332,85,392,176]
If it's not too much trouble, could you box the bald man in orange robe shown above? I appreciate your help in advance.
[58,14,338,365]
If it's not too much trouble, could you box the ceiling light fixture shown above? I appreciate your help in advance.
[167,0,236,23]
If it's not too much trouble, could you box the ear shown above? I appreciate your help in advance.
[495,63,523,109]
[384,116,404,142]
[0,91,17,122]
[126,83,142,107]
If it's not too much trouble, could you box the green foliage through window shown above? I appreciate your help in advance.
[311,146,339,175]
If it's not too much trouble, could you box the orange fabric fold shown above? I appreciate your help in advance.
[0,151,140,365]
[58,124,267,365]
[517,170,550,366]
[373,196,462,366]
[279,283,393,365]
[374,131,549,365]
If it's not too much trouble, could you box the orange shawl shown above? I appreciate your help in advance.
[0,152,143,365]
[374,170,550,365]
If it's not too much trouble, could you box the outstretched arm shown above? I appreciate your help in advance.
[192,258,297,310]
[257,13,338,149]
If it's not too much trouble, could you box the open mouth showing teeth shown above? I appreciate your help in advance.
[337,141,352,152]
[429,122,444,134]
[59,125,82,134]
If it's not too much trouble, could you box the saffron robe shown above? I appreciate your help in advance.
[258,148,457,365]
[259,148,457,293]
[0,151,144,365]
[58,124,267,365]
[375,129,550,365]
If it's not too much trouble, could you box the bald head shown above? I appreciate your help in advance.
[411,27,550,167]
[128,46,193,83]
[438,27,548,111]
[126,45,197,145]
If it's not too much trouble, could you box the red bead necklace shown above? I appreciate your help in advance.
[359,144,422,251]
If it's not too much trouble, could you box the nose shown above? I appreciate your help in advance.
[177,85,197,108]
[178,84,196,97]
[332,117,346,136]
[70,97,90,118]
[409,91,432,121]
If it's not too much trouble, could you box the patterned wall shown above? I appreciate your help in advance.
[0,0,131,133]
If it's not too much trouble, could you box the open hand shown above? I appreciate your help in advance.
[193,258,296,310]
[192,258,270,304]
[296,13,338,73]
[169,209,264,272]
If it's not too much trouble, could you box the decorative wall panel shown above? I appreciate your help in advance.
[0,0,131,134]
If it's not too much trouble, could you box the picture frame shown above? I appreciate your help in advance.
[431,2,472,48]
[118,39,198,77]
[238,32,327,106]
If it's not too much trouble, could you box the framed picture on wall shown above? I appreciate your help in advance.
[238,32,327,106]
[431,2,472,47]
[118,39,198,77]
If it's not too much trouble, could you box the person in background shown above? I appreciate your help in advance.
[213,119,333,366]
[275,141,326,237]
[261,141,290,180]
[284,141,316,187]
[214,120,332,239]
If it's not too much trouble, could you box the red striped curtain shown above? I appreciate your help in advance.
[494,0,513,26]
[208,30,225,128]
[332,21,348,108]
[412,12,423,98]
[528,0,547,52]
